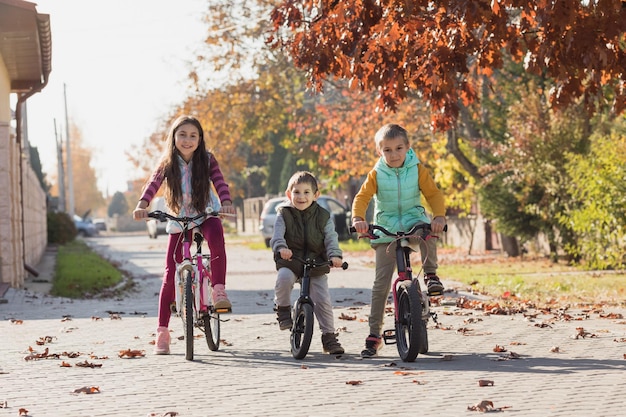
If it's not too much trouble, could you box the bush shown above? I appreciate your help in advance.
[47,212,77,244]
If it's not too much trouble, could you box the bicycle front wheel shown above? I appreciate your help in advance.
[203,312,220,351]
[395,281,425,362]
[182,269,194,361]
[290,303,314,359]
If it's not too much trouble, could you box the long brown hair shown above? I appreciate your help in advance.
[159,115,211,213]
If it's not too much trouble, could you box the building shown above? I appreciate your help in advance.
[0,0,52,290]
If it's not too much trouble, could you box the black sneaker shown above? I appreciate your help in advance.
[426,274,444,296]
[275,306,293,330]
[360,334,382,358]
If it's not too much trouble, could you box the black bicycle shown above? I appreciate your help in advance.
[283,256,348,360]
[351,222,446,362]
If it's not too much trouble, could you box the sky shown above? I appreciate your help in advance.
[24,0,208,196]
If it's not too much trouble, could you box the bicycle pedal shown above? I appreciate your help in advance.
[382,329,396,345]
[427,289,443,296]
[214,307,232,314]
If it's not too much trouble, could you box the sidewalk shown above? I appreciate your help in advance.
[1,236,625,417]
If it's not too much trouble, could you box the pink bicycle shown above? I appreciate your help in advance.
[148,210,228,361]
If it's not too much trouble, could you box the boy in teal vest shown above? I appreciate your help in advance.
[271,171,345,355]
[351,124,447,358]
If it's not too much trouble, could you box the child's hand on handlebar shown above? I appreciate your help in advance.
[133,208,148,221]
[330,257,343,268]
[279,248,293,260]
[431,216,447,234]
[352,220,369,234]
[219,202,236,215]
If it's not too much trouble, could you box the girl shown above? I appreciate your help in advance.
[133,115,235,355]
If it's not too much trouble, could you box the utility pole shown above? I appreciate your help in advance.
[54,119,66,212]
[64,83,75,217]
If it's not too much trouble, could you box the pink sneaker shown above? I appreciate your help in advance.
[212,284,232,311]
[154,326,170,355]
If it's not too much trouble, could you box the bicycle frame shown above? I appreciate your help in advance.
[174,228,213,320]
[148,210,224,360]
[283,255,348,360]
[351,222,445,361]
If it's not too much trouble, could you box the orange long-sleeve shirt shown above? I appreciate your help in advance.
[351,165,446,222]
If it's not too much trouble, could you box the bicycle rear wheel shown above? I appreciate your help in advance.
[203,312,220,351]
[290,303,314,359]
[182,269,194,361]
[395,281,425,362]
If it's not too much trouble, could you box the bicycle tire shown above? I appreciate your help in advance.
[183,269,194,361]
[417,286,429,354]
[395,281,424,362]
[203,312,220,351]
[290,302,314,359]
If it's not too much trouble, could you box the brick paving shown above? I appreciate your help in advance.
[1,235,625,417]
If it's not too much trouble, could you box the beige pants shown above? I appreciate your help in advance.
[368,237,438,337]
[274,267,335,334]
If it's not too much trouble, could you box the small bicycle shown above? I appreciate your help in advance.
[148,210,229,361]
[350,222,446,362]
[284,256,348,360]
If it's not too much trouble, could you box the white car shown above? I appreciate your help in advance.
[147,197,168,239]
[259,196,351,247]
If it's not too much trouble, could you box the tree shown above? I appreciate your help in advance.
[108,191,129,217]
[29,145,51,193]
[557,116,626,269]
[269,0,626,130]
[66,124,105,216]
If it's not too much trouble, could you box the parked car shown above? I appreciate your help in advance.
[259,196,351,247]
[73,214,98,237]
[146,197,168,239]
[92,218,107,231]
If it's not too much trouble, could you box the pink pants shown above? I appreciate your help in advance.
[158,216,227,328]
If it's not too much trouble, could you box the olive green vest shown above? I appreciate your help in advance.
[275,202,330,277]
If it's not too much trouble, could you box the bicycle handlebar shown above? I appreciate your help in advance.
[147,210,219,224]
[349,222,447,240]
[276,253,348,270]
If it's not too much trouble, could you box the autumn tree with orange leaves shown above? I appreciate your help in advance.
[268,0,626,131]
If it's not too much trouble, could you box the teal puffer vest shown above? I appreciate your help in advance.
[275,202,331,277]
[373,148,430,243]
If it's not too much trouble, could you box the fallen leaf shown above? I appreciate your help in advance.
[339,313,356,321]
[478,380,494,387]
[493,345,507,352]
[550,346,560,353]
[19,407,28,416]
[394,370,422,376]
[75,360,102,368]
[10,319,24,325]
[60,361,72,367]
[573,327,597,339]
[72,386,100,394]
[345,380,362,385]
[118,349,145,358]
[467,400,512,412]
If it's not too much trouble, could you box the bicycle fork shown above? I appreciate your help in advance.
[174,261,196,318]
[383,272,433,345]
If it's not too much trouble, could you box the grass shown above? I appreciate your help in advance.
[438,259,626,306]
[51,240,125,299]
[236,235,626,305]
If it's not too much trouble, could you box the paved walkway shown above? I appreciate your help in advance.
[1,235,625,417]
